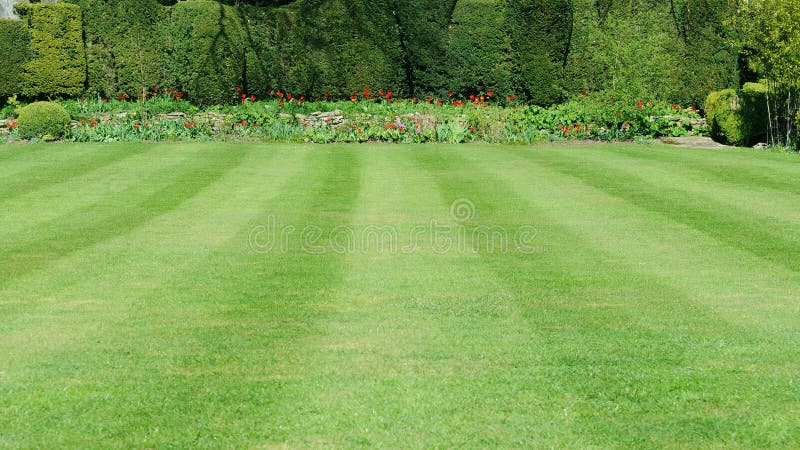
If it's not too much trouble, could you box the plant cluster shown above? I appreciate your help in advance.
[2,88,705,144]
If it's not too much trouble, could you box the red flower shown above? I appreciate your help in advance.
[80,119,86,124]
[134,122,140,128]
[250,95,256,102]
[279,99,285,105]
[6,121,16,129]
[448,91,453,97]
[287,93,293,100]
[487,91,493,98]
[616,110,622,116]
[236,87,242,92]
[469,126,475,132]
[277,91,284,98]
[385,91,392,99]
[636,101,643,109]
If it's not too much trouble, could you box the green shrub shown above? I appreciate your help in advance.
[706,89,745,145]
[0,19,32,102]
[16,101,71,140]
[504,0,573,105]
[706,83,769,146]
[65,0,166,97]
[445,0,513,98]
[160,0,246,106]
[15,2,85,98]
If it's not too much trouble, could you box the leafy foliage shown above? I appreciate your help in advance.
[0,19,31,103]
[15,2,85,98]
[16,101,71,139]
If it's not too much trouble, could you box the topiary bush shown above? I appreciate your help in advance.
[706,83,769,146]
[160,0,246,106]
[15,2,86,98]
[504,0,573,106]
[65,0,166,98]
[706,89,745,145]
[445,0,513,98]
[16,101,71,140]
[0,19,32,102]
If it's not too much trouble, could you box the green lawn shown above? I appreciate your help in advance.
[1,142,800,448]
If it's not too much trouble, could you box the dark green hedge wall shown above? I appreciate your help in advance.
[2,0,739,107]
[15,2,85,98]
[0,19,31,101]
[505,0,573,105]
[160,0,246,105]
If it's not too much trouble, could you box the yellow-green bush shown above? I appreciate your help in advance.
[0,19,32,102]
[16,2,85,98]
[706,83,768,146]
[16,101,71,140]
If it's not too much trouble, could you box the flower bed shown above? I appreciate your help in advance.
[1,89,706,144]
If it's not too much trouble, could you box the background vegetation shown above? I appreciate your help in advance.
[0,0,739,106]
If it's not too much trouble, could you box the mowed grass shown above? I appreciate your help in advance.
[1,141,800,448]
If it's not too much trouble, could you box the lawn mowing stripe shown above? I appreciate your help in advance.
[490,145,800,331]
[0,144,305,316]
[267,146,572,446]
[0,143,153,203]
[512,146,800,274]
[0,141,52,164]
[0,143,209,239]
[412,145,800,448]
[606,145,800,196]
[567,145,800,225]
[0,145,248,289]
[3,145,362,448]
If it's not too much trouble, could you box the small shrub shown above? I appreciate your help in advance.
[16,101,71,140]
[706,84,768,146]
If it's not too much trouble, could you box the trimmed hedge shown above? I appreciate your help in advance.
[0,19,31,101]
[16,2,85,98]
[16,101,71,140]
[66,0,166,97]
[4,0,741,107]
[160,0,246,106]
[504,0,573,105]
[705,83,768,146]
[445,0,513,98]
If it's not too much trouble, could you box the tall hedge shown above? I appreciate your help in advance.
[66,0,166,97]
[16,2,85,98]
[241,0,404,99]
[0,19,31,101]
[444,0,513,98]
[504,0,573,105]
[160,0,246,105]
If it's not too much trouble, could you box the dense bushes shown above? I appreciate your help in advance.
[706,83,768,145]
[3,0,741,108]
[160,0,246,106]
[504,0,573,105]
[67,0,166,97]
[0,19,31,103]
[563,0,737,106]
[16,101,71,140]
[15,2,85,98]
